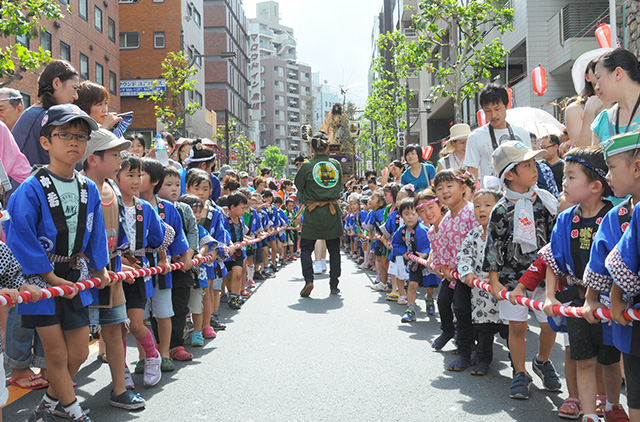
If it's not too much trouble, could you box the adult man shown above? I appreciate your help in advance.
[464,84,532,186]
[0,88,24,131]
[294,134,343,297]
[540,134,564,192]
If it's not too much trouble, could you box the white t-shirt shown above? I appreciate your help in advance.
[463,124,532,185]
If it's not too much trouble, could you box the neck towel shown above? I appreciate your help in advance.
[504,186,557,253]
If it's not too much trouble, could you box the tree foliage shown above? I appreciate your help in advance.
[411,0,514,122]
[219,118,255,173]
[144,51,199,138]
[0,0,67,87]
[263,145,287,179]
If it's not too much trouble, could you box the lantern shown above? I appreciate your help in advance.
[506,86,514,109]
[422,145,433,160]
[595,24,611,48]
[532,66,547,97]
[477,109,487,126]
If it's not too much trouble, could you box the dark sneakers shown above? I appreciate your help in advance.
[510,371,533,399]
[531,355,561,392]
[109,390,146,410]
[300,283,314,297]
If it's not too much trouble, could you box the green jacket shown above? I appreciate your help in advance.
[294,154,344,240]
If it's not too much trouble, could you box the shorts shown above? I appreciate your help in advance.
[123,281,147,310]
[143,287,174,319]
[373,245,386,257]
[89,304,129,326]
[225,255,244,271]
[624,352,640,409]
[0,353,7,407]
[211,277,223,291]
[22,298,90,331]
[566,315,620,364]
[498,285,547,323]
[188,288,205,314]
[254,247,264,264]
[388,256,408,280]
[246,248,255,257]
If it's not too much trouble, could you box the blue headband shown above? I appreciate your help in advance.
[565,155,609,182]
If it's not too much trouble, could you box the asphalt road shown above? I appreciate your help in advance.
[5,253,574,422]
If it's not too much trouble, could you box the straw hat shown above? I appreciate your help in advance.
[442,123,471,155]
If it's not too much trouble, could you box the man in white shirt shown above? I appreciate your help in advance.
[464,84,532,186]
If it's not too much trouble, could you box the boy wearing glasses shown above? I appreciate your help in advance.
[7,104,110,421]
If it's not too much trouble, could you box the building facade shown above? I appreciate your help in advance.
[312,73,342,133]
[119,0,211,145]
[0,0,121,112]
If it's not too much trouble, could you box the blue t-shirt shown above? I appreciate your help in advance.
[13,106,48,166]
[400,163,436,193]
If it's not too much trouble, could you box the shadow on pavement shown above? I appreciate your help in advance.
[288,295,344,314]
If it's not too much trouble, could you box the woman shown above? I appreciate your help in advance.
[294,134,343,297]
[176,140,192,167]
[400,144,436,193]
[74,81,122,130]
[436,123,470,172]
[13,59,80,166]
[127,133,147,158]
[592,48,640,144]
[381,160,405,185]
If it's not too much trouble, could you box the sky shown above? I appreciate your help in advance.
[241,0,382,107]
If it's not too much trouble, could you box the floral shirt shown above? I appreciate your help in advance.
[430,202,479,268]
[482,196,556,290]
[457,226,505,325]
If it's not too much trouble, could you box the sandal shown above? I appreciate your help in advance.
[558,397,582,420]
[169,346,193,361]
[596,394,606,417]
[8,373,49,390]
[96,353,108,364]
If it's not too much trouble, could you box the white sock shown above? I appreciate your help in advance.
[63,399,84,419]
[247,265,254,281]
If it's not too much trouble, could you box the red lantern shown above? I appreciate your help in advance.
[477,109,487,126]
[422,145,433,160]
[595,23,611,48]
[506,86,514,109]
[532,66,547,97]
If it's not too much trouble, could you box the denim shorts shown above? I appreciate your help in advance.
[22,298,89,331]
[89,304,129,327]
[143,287,174,319]
[211,277,223,291]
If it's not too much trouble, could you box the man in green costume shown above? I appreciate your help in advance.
[294,134,344,297]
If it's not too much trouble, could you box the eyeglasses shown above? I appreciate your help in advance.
[50,132,90,142]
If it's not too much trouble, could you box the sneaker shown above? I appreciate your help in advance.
[143,355,161,387]
[51,404,92,419]
[264,270,276,279]
[210,315,226,331]
[509,371,533,399]
[220,294,229,303]
[70,416,92,422]
[254,272,266,281]
[373,282,389,292]
[313,261,323,274]
[109,390,146,410]
[269,264,278,272]
[124,365,135,390]
[330,288,341,295]
[190,331,204,347]
[397,295,408,305]
[247,280,256,288]
[604,404,630,422]
[532,355,561,392]
[202,326,217,339]
[401,309,416,323]
[28,410,57,422]
[300,283,314,297]
[160,357,174,372]
[432,331,455,351]
[134,359,145,374]
[425,299,435,315]
[228,296,242,309]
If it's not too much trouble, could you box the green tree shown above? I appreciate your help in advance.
[0,0,68,87]
[263,145,287,178]
[144,51,199,138]
[218,118,254,172]
[411,0,514,122]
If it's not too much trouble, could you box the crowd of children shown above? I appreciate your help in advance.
[0,105,303,422]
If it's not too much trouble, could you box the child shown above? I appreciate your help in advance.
[115,152,172,387]
[223,192,249,309]
[262,189,279,273]
[273,195,287,265]
[7,104,110,421]
[139,158,190,372]
[284,198,299,260]
[484,141,559,400]
[391,198,430,322]
[82,129,146,409]
[430,169,478,371]
[584,132,640,422]
[243,193,263,288]
[415,188,444,316]
[456,189,509,376]
[157,166,201,362]
[540,146,626,422]
[365,190,389,290]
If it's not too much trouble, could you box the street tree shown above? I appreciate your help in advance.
[0,0,67,87]
[411,0,514,123]
[263,145,287,178]
[218,118,254,173]
[144,51,199,138]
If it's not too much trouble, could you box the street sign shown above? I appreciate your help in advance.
[250,142,256,152]
[120,79,166,97]
[249,164,255,173]
[397,132,406,147]
[230,151,237,160]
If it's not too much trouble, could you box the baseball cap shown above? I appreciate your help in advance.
[238,171,249,178]
[491,140,546,178]
[218,165,236,179]
[82,128,132,163]
[41,104,99,135]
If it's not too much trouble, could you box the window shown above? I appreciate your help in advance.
[193,8,201,27]
[153,32,165,49]
[78,0,87,20]
[16,34,28,48]
[195,91,203,108]
[40,30,52,52]
[119,32,140,49]
[94,6,103,32]
[95,62,104,86]
[80,53,89,79]
[187,4,193,17]
[20,92,31,108]
[118,0,139,3]
[108,18,116,42]
[60,41,71,61]
[109,71,117,95]
[193,48,201,66]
